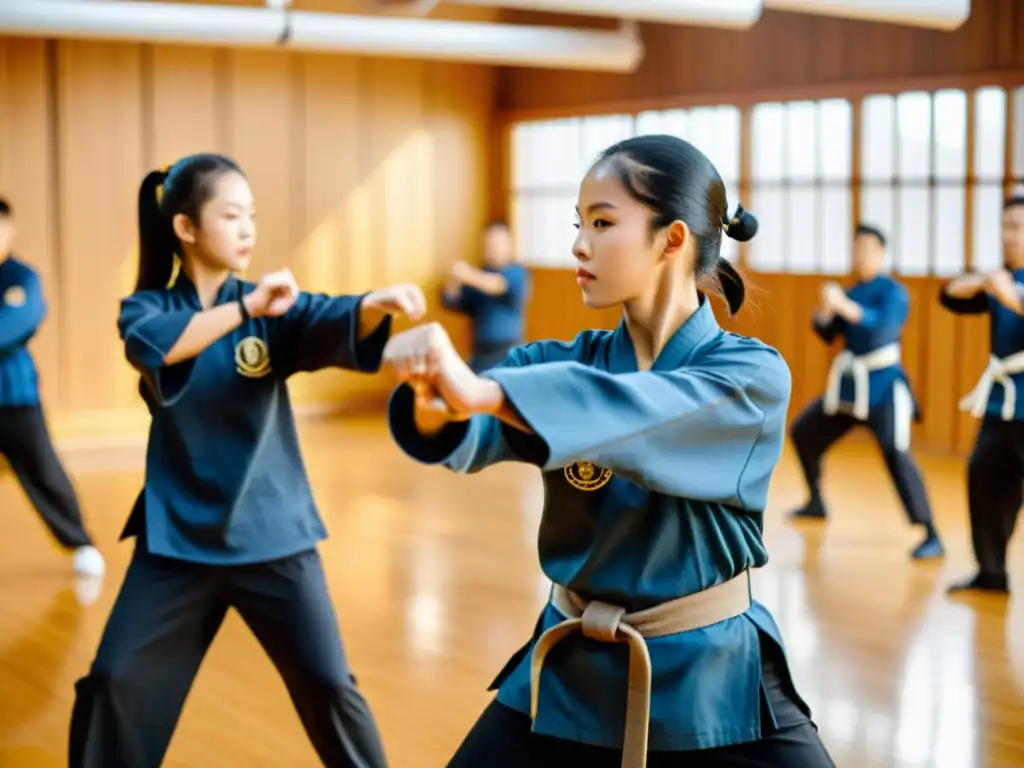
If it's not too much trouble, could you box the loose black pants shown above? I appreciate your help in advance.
[448,634,835,768]
[790,395,934,526]
[68,546,388,768]
[0,404,93,549]
[965,416,1024,579]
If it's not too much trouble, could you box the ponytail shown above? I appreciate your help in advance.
[134,169,176,292]
[713,257,745,315]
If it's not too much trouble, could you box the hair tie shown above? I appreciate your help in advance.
[723,203,745,235]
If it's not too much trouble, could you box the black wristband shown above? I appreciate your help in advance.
[239,295,250,322]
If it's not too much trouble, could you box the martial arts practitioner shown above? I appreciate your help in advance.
[0,196,105,577]
[441,220,531,372]
[385,135,835,767]
[788,224,943,561]
[67,153,426,767]
[941,194,1024,595]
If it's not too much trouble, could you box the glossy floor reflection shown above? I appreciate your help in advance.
[0,417,1021,767]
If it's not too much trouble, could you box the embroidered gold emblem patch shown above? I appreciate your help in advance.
[564,461,612,491]
[235,336,272,379]
[3,285,26,307]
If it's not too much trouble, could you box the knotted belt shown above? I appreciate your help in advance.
[959,350,1024,421]
[529,570,752,768]
[822,341,902,420]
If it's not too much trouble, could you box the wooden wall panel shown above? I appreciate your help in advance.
[0,36,494,441]
[498,3,1024,115]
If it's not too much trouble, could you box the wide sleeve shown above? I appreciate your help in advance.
[851,282,908,331]
[388,336,586,473]
[483,341,792,509]
[811,314,843,344]
[938,283,989,314]
[0,271,47,351]
[274,291,392,376]
[117,291,197,406]
[441,285,476,315]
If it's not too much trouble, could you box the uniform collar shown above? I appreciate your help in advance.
[171,269,239,310]
[608,293,720,373]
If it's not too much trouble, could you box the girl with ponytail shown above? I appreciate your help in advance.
[379,135,834,767]
[70,153,428,768]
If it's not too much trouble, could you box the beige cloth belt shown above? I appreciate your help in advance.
[529,570,752,768]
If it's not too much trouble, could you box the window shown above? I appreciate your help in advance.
[636,106,742,261]
[973,88,1006,272]
[748,99,853,274]
[860,90,967,276]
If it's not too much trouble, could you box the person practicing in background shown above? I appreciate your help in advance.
[788,224,943,562]
[939,193,1024,595]
[0,197,106,579]
[441,220,530,373]
[383,135,835,767]
[67,153,426,768]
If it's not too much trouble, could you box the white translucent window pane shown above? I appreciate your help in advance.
[752,103,785,182]
[821,188,852,274]
[579,114,634,177]
[896,92,932,181]
[819,99,852,181]
[635,109,689,140]
[861,187,896,254]
[933,187,965,276]
[862,95,895,182]
[516,118,581,189]
[973,184,1006,272]
[788,188,817,272]
[895,186,930,274]
[933,90,966,181]
[975,88,1006,182]
[512,194,577,267]
[786,102,819,181]
[748,187,785,271]
[1014,89,1024,180]
[703,106,741,184]
[720,231,738,263]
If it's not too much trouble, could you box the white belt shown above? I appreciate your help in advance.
[959,350,1024,421]
[823,342,902,421]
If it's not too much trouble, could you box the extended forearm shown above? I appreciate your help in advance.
[163,301,246,365]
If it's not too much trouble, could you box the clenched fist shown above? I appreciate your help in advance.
[383,322,502,423]
[363,283,428,322]
[244,269,300,318]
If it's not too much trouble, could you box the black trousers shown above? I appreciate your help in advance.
[68,546,388,768]
[448,634,834,768]
[966,417,1024,578]
[0,404,93,549]
[790,395,934,526]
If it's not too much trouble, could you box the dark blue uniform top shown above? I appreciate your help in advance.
[0,256,45,408]
[442,264,530,347]
[941,267,1024,421]
[389,297,806,751]
[814,275,917,414]
[117,272,392,565]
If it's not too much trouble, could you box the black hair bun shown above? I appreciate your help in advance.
[724,204,758,243]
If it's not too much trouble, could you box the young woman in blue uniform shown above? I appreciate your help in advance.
[788,224,943,561]
[940,194,1024,595]
[383,135,834,767]
[68,153,426,767]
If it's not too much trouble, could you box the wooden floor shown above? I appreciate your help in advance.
[0,417,1022,768]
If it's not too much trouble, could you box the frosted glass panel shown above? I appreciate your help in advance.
[820,99,852,181]
[788,188,817,272]
[895,187,930,274]
[897,92,932,181]
[933,187,966,276]
[861,187,896,247]
[749,187,786,271]
[785,102,819,181]
[752,103,785,182]
[975,88,1007,182]
[635,109,689,139]
[821,188,852,274]
[862,95,895,181]
[710,106,742,183]
[973,184,1006,272]
[579,114,634,176]
[932,90,966,181]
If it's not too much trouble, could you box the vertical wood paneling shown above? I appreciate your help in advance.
[0,35,494,440]
[0,39,61,410]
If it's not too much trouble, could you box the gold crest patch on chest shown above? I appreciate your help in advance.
[564,461,613,491]
[235,336,272,379]
[3,285,26,308]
